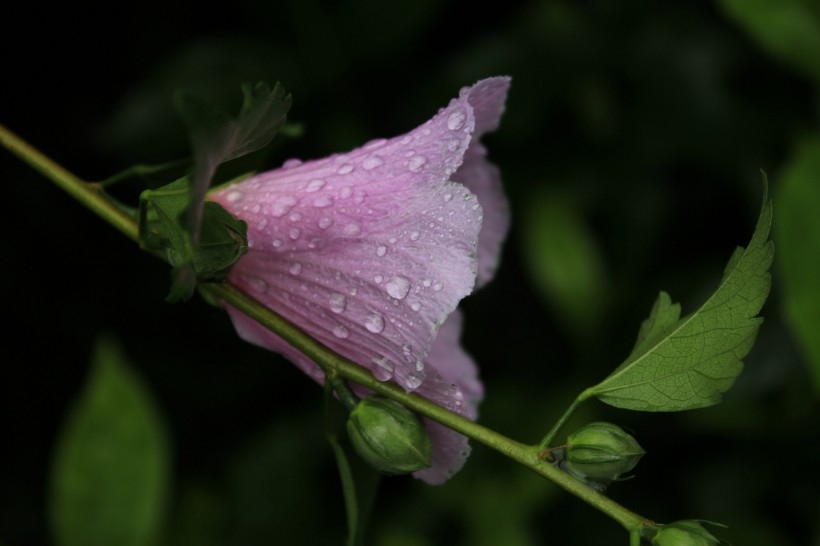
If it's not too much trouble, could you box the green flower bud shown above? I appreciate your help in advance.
[347,396,432,475]
[651,520,723,546]
[565,422,645,482]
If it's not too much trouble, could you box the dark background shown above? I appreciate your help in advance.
[2,1,818,544]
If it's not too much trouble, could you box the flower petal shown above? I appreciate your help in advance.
[211,79,510,391]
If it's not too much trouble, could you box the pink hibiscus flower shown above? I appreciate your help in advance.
[210,77,511,484]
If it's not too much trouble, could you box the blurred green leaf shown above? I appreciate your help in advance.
[719,0,820,82]
[50,336,171,546]
[776,138,820,394]
[520,189,609,336]
[586,184,773,410]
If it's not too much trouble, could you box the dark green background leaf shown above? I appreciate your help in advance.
[49,336,171,546]
[775,138,820,394]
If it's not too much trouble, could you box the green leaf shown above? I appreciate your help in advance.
[776,138,820,395]
[521,188,609,336]
[719,0,820,83]
[50,335,171,546]
[585,182,774,411]
[175,81,291,241]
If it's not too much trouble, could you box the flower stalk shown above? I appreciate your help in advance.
[1,121,653,539]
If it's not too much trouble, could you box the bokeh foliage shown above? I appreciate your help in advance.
[1,1,818,545]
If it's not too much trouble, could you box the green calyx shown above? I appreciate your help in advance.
[565,422,645,483]
[347,396,433,475]
[650,520,724,546]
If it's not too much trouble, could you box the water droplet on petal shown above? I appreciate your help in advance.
[305,178,325,192]
[289,212,302,222]
[409,231,420,241]
[432,281,443,291]
[443,193,453,202]
[226,190,243,203]
[447,138,460,151]
[289,263,302,275]
[371,356,394,381]
[408,155,427,172]
[272,239,283,248]
[282,158,302,169]
[374,274,384,284]
[376,245,387,257]
[332,325,350,339]
[248,277,267,293]
[340,186,353,199]
[318,217,333,229]
[447,109,466,131]
[329,293,346,314]
[362,156,384,170]
[257,219,268,230]
[422,279,432,288]
[364,138,387,149]
[385,276,411,300]
[313,195,333,208]
[289,228,301,240]
[400,135,413,145]
[251,204,261,213]
[404,372,423,390]
[410,302,421,312]
[344,223,361,236]
[401,344,414,363]
[337,164,354,174]
[270,195,298,217]
[365,312,385,333]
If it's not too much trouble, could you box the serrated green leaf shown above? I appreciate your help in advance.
[50,335,171,546]
[775,138,820,395]
[719,0,820,83]
[176,81,291,242]
[585,183,774,411]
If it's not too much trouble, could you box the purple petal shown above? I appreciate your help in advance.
[211,79,510,391]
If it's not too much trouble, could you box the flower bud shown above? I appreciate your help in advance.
[651,520,723,546]
[565,422,644,482]
[347,396,432,475]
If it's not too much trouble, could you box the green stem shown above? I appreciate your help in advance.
[2,124,653,538]
[0,124,138,242]
[537,389,593,451]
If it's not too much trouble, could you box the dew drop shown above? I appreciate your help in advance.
[282,158,302,169]
[248,277,267,293]
[350,287,358,296]
[410,302,421,312]
[447,109,466,131]
[344,223,362,236]
[289,212,302,222]
[340,186,353,199]
[408,155,427,172]
[472,203,480,211]
[272,239,283,248]
[251,204,261,213]
[422,279,432,288]
[385,276,411,300]
[305,178,326,192]
[404,372,423,390]
[289,263,302,275]
[401,344,414,363]
[318,217,333,229]
[362,156,384,170]
[365,312,385,333]
[257,219,268,230]
[353,190,367,204]
[447,138,460,151]
[409,231,420,241]
[371,356,394,381]
[329,293,346,314]
[313,195,334,208]
[400,135,413,145]
[443,192,453,202]
[337,164,354,175]
[432,281,443,291]
[270,195,298,217]
[376,245,387,257]
[289,228,301,240]
[332,325,350,339]
[226,190,243,203]
[364,138,387,149]
[374,274,384,284]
